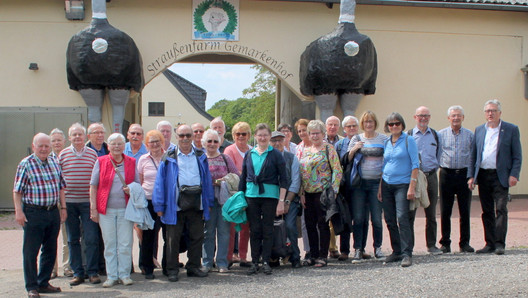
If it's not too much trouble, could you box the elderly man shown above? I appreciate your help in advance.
[325,116,343,146]
[124,123,147,162]
[210,117,232,153]
[157,120,176,151]
[153,125,214,282]
[408,106,443,255]
[59,123,100,286]
[191,122,205,151]
[277,123,297,153]
[438,106,475,253]
[270,131,302,268]
[13,133,67,298]
[468,99,522,255]
[50,129,66,160]
[86,123,108,157]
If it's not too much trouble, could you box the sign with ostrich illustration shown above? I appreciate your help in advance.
[193,0,239,41]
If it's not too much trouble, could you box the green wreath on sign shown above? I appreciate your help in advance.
[193,0,238,34]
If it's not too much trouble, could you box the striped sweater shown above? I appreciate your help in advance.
[59,145,98,203]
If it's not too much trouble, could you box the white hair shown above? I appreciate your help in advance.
[342,115,359,127]
[50,128,65,137]
[484,99,501,111]
[33,133,50,145]
[157,120,173,130]
[202,129,221,145]
[107,133,125,144]
[68,122,86,136]
[446,105,464,116]
[87,122,106,134]
[210,116,226,129]
[325,115,341,127]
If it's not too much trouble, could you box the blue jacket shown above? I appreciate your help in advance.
[152,148,214,225]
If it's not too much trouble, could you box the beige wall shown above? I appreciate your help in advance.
[1,0,528,193]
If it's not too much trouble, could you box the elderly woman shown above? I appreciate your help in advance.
[239,123,288,275]
[137,130,165,280]
[90,133,139,287]
[379,113,419,267]
[347,111,388,261]
[202,129,240,273]
[224,121,252,266]
[299,120,343,268]
[277,123,297,153]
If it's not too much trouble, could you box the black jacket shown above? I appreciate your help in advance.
[239,147,288,195]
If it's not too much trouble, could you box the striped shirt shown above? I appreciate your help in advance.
[13,154,65,206]
[438,126,474,170]
[59,146,98,203]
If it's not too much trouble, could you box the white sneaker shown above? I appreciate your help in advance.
[103,279,118,288]
[120,277,134,286]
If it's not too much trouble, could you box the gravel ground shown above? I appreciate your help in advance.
[1,249,527,297]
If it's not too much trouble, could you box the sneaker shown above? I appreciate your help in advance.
[201,266,212,273]
[384,253,402,263]
[401,255,412,267]
[440,246,451,253]
[428,246,443,255]
[218,267,229,273]
[352,249,363,262]
[374,247,385,259]
[120,277,133,286]
[102,279,118,288]
[262,262,272,275]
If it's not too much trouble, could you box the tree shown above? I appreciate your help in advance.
[207,64,276,139]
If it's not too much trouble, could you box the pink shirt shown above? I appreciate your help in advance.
[224,143,251,173]
[137,153,162,200]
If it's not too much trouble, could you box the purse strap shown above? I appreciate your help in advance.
[110,158,127,187]
[325,144,333,188]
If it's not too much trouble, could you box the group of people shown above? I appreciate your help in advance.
[13,99,521,297]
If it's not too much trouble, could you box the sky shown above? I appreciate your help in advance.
[169,63,257,110]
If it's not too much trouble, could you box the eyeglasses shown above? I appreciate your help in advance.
[90,131,105,135]
[129,132,143,135]
[387,122,402,127]
[178,133,193,138]
[309,132,322,135]
[344,124,358,128]
[109,143,124,147]
[415,114,430,118]
[485,109,498,114]
[193,130,204,134]
[235,132,248,137]
[206,139,219,144]
[148,140,161,145]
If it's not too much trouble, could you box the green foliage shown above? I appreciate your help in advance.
[207,65,276,140]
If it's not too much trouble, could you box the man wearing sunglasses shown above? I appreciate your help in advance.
[408,106,442,256]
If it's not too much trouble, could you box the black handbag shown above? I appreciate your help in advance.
[178,185,202,211]
[271,217,289,259]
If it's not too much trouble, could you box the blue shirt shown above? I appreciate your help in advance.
[124,142,148,164]
[382,133,420,185]
[411,127,440,172]
[438,126,474,170]
[283,151,301,194]
[177,148,201,187]
[335,137,352,160]
[246,146,280,199]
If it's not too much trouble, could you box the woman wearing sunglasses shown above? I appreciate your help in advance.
[379,112,419,267]
[201,129,240,273]
[224,122,252,267]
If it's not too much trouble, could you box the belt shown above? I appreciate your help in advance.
[479,168,497,174]
[423,169,437,175]
[24,203,58,211]
[441,167,467,175]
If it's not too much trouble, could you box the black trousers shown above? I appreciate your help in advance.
[477,169,509,249]
[409,169,439,248]
[439,168,472,248]
[22,205,60,291]
[246,197,278,263]
[139,200,162,275]
[304,192,330,259]
[165,210,204,274]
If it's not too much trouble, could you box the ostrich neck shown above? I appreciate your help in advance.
[92,0,107,19]
[338,0,356,24]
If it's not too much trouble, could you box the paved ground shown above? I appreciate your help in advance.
[1,197,527,296]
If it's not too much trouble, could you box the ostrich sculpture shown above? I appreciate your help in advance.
[66,0,144,133]
[299,0,377,121]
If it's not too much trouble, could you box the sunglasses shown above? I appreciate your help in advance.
[206,139,219,144]
[178,133,193,138]
[193,130,204,134]
[387,122,402,127]
[235,132,248,137]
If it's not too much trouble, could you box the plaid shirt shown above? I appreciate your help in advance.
[13,154,65,206]
[438,126,474,170]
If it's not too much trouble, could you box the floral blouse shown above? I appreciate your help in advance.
[299,144,342,193]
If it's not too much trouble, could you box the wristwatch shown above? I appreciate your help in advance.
[284,200,291,205]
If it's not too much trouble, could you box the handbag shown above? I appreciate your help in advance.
[349,135,363,188]
[178,184,202,211]
[271,217,289,259]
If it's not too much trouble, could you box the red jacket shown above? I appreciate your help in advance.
[96,154,135,215]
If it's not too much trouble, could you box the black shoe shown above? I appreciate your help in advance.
[168,274,179,282]
[338,253,349,261]
[187,267,208,277]
[162,270,168,277]
[495,247,505,255]
[476,246,495,254]
[291,261,301,268]
[145,273,155,280]
[384,253,402,263]
[247,263,259,275]
[440,245,451,253]
[401,255,412,267]
[460,245,475,253]
[362,250,372,259]
[262,262,272,275]
[239,261,251,268]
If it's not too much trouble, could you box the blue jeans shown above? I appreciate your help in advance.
[203,200,230,269]
[284,200,301,263]
[22,205,60,291]
[98,208,133,280]
[65,202,100,277]
[353,179,383,250]
[381,180,413,257]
